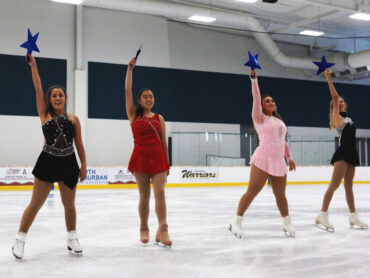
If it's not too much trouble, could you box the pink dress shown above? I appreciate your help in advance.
[249,79,292,177]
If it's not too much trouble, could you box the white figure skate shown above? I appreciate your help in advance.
[315,212,334,232]
[349,212,368,229]
[67,230,83,255]
[12,232,27,260]
[229,215,243,238]
[282,216,295,237]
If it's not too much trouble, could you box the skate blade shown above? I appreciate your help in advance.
[154,241,172,248]
[13,255,22,261]
[315,224,334,233]
[67,247,83,256]
[228,225,242,239]
[349,225,369,230]
[283,229,295,238]
[12,250,22,260]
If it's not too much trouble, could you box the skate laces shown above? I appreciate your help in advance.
[15,239,25,251]
[68,238,79,245]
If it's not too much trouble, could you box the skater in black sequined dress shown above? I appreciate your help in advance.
[12,54,87,259]
[315,69,367,232]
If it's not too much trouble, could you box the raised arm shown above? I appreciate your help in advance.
[125,57,137,122]
[159,114,170,176]
[27,55,47,120]
[250,70,264,125]
[324,69,343,128]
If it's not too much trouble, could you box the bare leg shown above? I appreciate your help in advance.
[134,172,151,227]
[236,165,269,216]
[269,175,289,217]
[152,171,171,246]
[343,165,356,213]
[321,160,348,212]
[19,178,52,233]
[134,172,151,243]
[59,182,77,231]
[151,171,168,226]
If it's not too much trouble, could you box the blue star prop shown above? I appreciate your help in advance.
[135,44,142,60]
[244,51,262,70]
[313,56,335,75]
[20,28,40,55]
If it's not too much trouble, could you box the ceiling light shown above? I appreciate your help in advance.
[236,0,258,3]
[299,30,324,36]
[188,15,216,23]
[51,0,84,4]
[349,12,370,21]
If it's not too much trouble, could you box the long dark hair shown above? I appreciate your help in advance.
[136,88,152,117]
[45,85,67,116]
[261,94,283,121]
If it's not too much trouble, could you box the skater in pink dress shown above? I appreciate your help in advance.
[229,70,296,237]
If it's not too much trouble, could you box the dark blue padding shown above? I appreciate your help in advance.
[0,54,66,116]
[88,61,370,128]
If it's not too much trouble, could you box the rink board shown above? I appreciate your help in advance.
[0,166,369,190]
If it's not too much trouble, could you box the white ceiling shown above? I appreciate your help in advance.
[81,0,370,54]
[164,0,370,52]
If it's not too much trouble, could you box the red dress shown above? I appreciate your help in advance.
[128,114,170,175]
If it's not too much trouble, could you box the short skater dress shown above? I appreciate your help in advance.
[32,113,80,190]
[330,112,360,166]
[249,79,292,177]
[128,114,170,176]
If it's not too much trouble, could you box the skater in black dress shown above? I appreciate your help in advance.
[12,54,87,259]
[315,69,367,231]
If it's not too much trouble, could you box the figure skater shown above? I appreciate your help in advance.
[229,70,296,237]
[125,57,172,247]
[315,69,367,232]
[12,54,87,259]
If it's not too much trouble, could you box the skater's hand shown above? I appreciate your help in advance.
[26,54,37,68]
[249,70,257,80]
[288,159,296,171]
[324,69,332,81]
[128,57,136,69]
[79,164,87,182]
[167,169,170,176]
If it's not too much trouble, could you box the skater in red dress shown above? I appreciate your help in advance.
[125,57,171,247]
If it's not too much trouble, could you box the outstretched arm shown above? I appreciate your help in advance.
[27,55,47,120]
[125,57,137,122]
[250,70,264,125]
[324,69,343,128]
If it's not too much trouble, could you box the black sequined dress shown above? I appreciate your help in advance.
[330,112,360,167]
[32,113,80,189]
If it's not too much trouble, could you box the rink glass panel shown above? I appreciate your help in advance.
[171,132,370,166]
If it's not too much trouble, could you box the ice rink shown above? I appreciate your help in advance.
[1,185,370,278]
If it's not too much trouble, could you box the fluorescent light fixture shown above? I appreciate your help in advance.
[236,0,258,3]
[349,12,370,21]
[188,15,216,23]
[51,0,84,4]
[299,30,324,36]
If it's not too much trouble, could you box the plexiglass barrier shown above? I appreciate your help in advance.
[171,132,370,166]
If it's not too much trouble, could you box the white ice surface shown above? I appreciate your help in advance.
[1,185,370,278]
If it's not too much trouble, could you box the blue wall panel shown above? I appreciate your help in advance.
[88,61,370,128]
